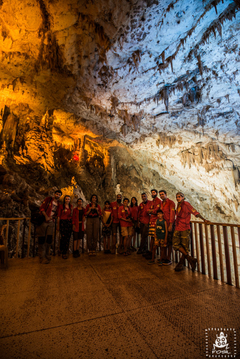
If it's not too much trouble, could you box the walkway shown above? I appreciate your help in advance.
[0,253,239,359]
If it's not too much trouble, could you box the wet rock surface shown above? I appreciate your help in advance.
[0,0,239,223]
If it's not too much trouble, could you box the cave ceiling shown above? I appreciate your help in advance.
[0,0,240,221]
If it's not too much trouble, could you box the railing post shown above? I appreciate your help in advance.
[216,225,224,283]
[194,222,200,272]
[33,225,36,257]
[199,223,205,275]
[204,224,211,279]
[99,220,101,251]
[230,227,239,288]
[223,226,232,286]
[27,220,31,258]
[22,219,26,259]
[6,220,9,247]
[210,225,218,280]
[190,222,194,258]
[16,219,20,259]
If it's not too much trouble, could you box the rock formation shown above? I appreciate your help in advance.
[0,0,239,224]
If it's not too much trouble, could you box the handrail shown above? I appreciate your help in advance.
[1,217,239,288]
[190,220,240,288]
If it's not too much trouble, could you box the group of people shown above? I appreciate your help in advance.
[36,189,209,272]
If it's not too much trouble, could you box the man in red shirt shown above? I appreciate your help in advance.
[144,189,161,259]
[111,194,122,254]
[173,192,209,272]
[137,193,150,254]
[159,190,175,265]
[37,189,62,263]
[118,198,133,256]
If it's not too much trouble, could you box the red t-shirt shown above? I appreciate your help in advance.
[110,201,122,223]
[57,204,73,220]
[118,205,133,227]
[85,203,102,218]
[72,207,85,232]
[175,201,199,231]
[149,197,162,223]
[138,201,150,224]
[160,198,175,226]
[130,206,138,221]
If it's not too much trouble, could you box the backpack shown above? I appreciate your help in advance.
[30,197,52,226]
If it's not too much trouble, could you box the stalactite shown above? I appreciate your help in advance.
[196,55,203,75]
[121,124,128,137]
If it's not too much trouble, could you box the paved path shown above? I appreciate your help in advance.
[0,253,239,359]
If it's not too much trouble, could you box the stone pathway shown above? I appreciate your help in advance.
[0,253,239,359]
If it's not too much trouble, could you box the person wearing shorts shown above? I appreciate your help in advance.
[118,198,133,256]
[111,194,122,254]
[145,189,161,259]
[173,192,209,272]
[159,190,175,265]
[148,210,168,265]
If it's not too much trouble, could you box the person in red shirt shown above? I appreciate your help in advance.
[137,193,150,254]
[57,195,73,259]
[110,194,122,254]
[118,198,133,256]
[145,189,161,259]
[37,189,62,264]
[159,190,175,265]
[173,192,209,272]
[85,194,102,255]
[129,197,138,251]
[72,198,85,258]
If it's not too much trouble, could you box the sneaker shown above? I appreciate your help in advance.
[158,261,163,266]
[148,260,155,265]
[163,259,172,266]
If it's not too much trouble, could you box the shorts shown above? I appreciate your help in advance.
[154,236,167,247]
[112,222,121,235]
[102,226,112,237]
[148,222,156,237]
[172,230,191,253]
[73,230,84,241]
[121,226,133,237]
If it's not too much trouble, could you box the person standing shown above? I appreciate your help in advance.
[118,198,133,256]
[173,192,209,272]
[72,198,85,258]
[101,200,113,254]
[110,194,122,254]
[145,189,161,260]
[37,189,62,264]
[159,190,175,265]
[148,210,168,265]
[137,193,150,254]
[57,195,73,259]
[85,194,102,255]
[129,197,138,251]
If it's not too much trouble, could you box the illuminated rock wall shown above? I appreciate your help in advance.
[0,0,239,222]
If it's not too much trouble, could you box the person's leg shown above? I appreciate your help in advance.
[103,235,107,252]
[148,245,157,264]
[107,236,111,251]
[111,223,117,254]
[73,231,78,257]
[86,218,92,253]
[180,230,197,272]
[173,230,186,271]
[92,218,99,252]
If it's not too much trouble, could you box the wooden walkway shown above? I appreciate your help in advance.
[0,253,239,359]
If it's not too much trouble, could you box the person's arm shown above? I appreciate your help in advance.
[40,197,51,222]
[187,202,210,224]
[85,204,91,216]
[168,201,175,232]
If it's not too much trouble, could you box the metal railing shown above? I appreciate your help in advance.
[1,217,239,288]
[190,221,240,288]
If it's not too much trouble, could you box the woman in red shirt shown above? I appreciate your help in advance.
[130,197,138,251]
[72,198,85,258]
[57,195,73,259]
[84,194,102,255]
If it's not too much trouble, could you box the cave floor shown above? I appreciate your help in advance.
[0,252,239,359]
